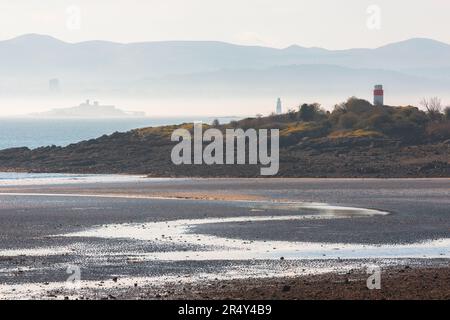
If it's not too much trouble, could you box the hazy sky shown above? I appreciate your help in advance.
[0,0,449,49]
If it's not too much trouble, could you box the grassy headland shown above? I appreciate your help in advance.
[0,97,449,177]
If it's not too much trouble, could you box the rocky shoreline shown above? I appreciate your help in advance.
[38,265,450,300]
[166,265,450,300]
[0,135,449,178]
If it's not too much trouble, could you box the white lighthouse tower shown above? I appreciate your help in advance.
[373,85,384,106]
[276,98,282,114]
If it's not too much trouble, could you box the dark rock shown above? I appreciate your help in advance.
[282,285,291,292]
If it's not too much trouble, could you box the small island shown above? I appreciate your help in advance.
[30,100,146,118]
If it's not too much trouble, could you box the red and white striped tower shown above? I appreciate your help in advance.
[373,85,384,106]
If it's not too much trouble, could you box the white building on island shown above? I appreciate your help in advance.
[276,98,282,114]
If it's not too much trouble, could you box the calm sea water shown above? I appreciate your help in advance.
[0,117,237,150]
[0,172,149,185]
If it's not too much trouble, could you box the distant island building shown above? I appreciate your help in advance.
[30,100,146,118]
[49,78,61,93]
[276,98,282,114]
[373,85,384,106]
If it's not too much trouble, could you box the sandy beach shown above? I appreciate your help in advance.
[0,176,449,299]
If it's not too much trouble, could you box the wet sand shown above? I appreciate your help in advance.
[0,177,449,299]
[163,265,450,300]
[74,264,449,300]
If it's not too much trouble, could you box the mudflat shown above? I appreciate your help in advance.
[0,177,449,299]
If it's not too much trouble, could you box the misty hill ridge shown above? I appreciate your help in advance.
[1,34,449,100]
[1,34,450,76]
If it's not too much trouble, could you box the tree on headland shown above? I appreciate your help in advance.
[444,106,450,120]
[299,103,321,121]
[333,97,373,115]
[420,97,443,121]
[287,108,297,120]
[211,119,220,127]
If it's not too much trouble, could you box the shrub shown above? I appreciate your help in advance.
[299,103,322,121]
[400,107,428,125]
[420,97,444,121]
[426,121,450,141]
[363,112,392,131]
[344,97,373,114]
[330,97,373,127]
[383,119,424,142]
[338,113,359,129]
[328,129,384,139]
[445,107,450,120]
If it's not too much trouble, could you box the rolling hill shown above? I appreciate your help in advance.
[1,34,449,100]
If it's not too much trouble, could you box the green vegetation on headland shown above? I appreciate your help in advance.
[235,97,450,143]
[0,97,449,177]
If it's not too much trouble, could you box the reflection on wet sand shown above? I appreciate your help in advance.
[60,201,448,262]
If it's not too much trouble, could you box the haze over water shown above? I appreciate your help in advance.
[0,117,238,150]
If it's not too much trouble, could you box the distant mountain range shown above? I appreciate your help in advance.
[1,34,449,101]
